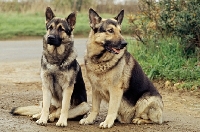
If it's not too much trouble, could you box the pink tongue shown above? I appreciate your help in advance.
[112,48,120,54]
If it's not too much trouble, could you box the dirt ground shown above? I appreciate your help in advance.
[0,60,200,132]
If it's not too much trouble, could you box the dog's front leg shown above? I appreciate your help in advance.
[56,86,73,127]
[36,86,52,125]
[79,89,101,125]
[99,87,123,128]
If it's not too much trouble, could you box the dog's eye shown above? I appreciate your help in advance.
[66,30,71,36]
[58,26,65,32]
[107,29,114,33]
[61,28,65,31]
[48,25,53,30]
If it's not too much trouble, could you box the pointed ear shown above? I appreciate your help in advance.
[114,9,124,25]
[89,8,102,29]
[66,12,76,30]
[45,7,55,24]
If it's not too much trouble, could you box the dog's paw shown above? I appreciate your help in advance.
[132,118,153,124]
[56,120,67,127]
[48,114,55,122]
[99,120,114,129]
[36,119,47,126]
[79,118,94,125]
[32,113,41,121]
[132,118,141,124]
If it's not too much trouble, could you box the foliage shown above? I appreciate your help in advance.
[159,0,200,55]
[127,0,200,89]
[127,38,200,89]
[51,0,92,12]
[128,0,200,56]
[127,0,161,45]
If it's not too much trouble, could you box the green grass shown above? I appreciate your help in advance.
[1,12,199,90]
[0,12,130,39]
[127,38,200,89]
[0,13,45,39]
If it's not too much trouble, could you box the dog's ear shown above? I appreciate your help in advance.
[66,12,76,30]
[114,9,124,25]
[89,8,102,30]
[45,7,55,24]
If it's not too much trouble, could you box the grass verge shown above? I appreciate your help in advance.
[127,38,200,89]
[0,12,130,40]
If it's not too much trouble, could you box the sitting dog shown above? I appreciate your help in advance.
[11,7,90,127]
[79,8,163,128]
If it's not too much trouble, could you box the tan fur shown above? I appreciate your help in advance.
[80,8,163,129]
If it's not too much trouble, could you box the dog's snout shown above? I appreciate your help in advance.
[121,40,127,46]
[47,34,62,47]
[120,40,127,49]
[48,35,56,40]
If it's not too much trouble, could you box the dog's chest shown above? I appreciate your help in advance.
[41,67,74,102]
[86,65,124,101]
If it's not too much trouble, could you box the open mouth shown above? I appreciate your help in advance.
[105,46,121,54]
[104,40,127,54]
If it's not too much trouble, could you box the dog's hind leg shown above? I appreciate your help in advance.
[48,107,61,122]
[132,96,163,124]
[48,102,90,122]
[132,106,163,125]
[79,90,101,125]
[132,118,154,124]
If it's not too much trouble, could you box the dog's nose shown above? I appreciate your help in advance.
[121,40,127,48]
[47,35,55,40]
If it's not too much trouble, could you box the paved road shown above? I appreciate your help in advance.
[0,38,87,63]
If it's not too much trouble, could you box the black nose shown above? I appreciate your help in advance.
[120,40,127,49]
[47,35,56,41]
[47,35,62,47]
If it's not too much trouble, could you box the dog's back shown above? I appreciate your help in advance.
[123,53,162,105]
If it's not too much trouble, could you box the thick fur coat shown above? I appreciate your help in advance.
[10,7,90,127]
[79,8,163,128]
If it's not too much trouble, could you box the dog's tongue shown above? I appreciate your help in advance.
[112,48,120,54]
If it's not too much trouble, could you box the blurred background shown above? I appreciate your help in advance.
[0,0,199,89]
[0,0,138,14]
[0,0,138,38]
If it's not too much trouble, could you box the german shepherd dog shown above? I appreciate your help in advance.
[79,8,163,128]
[10,7,90,127]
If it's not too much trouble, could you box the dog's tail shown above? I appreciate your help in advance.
[10,105,41,116]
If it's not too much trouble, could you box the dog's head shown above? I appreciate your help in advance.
[89,8,127,54]
[45,7,76,47]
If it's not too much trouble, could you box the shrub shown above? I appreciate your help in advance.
[127,0,200,89]
[128,0,200,56]
[127,0,161,45]
[159,0,200,55]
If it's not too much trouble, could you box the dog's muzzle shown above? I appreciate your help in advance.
[105,40,127,54]
[47,35,62,47]
[120,40,127,49]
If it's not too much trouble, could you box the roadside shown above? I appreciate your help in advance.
[0,60,200,132]
[0,39,200,132]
